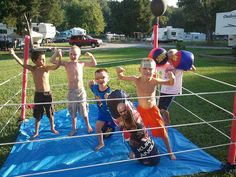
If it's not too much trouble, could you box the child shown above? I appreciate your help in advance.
[158,49,196,126]
[116,58,176,160]
[50,46,96,136]
[88,68,115,151]
[10,48,60,139]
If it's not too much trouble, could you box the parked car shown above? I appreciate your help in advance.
[69,34,103,48]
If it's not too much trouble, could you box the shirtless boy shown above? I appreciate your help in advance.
[10,48,60,139]
[50,46,96,136]
[116,58,176,160]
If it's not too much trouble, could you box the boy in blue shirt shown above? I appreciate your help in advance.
[88,68,115,151]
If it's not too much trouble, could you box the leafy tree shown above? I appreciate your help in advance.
[38,0,64,27]
[98,0,111,32]
[178,0,236,45]
[65,0,105,35]
[166,7,185,28]
[108,0,153,36]
[107,1,123,33]
[0,0,64,34]
[0,0,41,34]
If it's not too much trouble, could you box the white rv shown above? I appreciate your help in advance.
[0,23,16,40]
[166,26,184,41]
[215,10,236,47]
[184,32,206,41]
[158,28,168,41]
[151,26,184,42]
[71,27,86,35]
[31,23,56,42]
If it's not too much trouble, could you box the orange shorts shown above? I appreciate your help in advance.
[137,105,167,138]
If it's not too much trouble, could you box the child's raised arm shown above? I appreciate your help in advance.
[9,48,33,71]
[47,50,62,71]
[50,48,63,66]
[116,66,137,82]
[88,80,95,89]
[155,71,175,86]
[84,52,97,67]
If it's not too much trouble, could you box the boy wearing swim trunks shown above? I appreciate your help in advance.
[50,46,96,136]
[10,48,60,139]
[116,58,176,160]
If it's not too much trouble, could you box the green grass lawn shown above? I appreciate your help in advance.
[0,46,236,176]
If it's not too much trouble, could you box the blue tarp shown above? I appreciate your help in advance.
[0,104,222,177]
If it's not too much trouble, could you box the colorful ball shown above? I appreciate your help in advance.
[171,50,194,71]
[148,48,168,66]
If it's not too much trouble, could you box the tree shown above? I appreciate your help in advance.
[38,0,64,27]
[166,7,185,28]
[98,0,111,32]
[107,1,123,33]
[108,0,153,36]
[65,0,105,35]
[0,0,64,34]
[178,0,236,45]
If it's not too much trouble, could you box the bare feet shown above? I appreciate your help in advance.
[95,144,105,151]
[87,125,93,133]
[129,152,136,159]
[170,153,176,160]
[51,129,59,135]
[164,116,170,126]
[68,130,77,136]
[30,133,39,140]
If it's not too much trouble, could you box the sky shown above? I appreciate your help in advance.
[167,0,178,7]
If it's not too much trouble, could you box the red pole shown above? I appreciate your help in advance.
[20,35,30,121]
[227,93,236,165]
[153,17,159,49]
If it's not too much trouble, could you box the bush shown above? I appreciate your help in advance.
[176,41,186,50]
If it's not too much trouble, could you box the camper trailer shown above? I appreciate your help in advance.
[71,27,86,36]
[0,23,16,40]
[215,10,236,47]
[0,23,17,49]
[184,32,206,41]
[31,23,56,43]
[166,26,184,41]
[158,28,168,41]
[150,26,184,42]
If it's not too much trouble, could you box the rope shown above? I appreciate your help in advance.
[96,58,143,66]
[0,90,235,108]
[0,89,21,111]
[183,87,233,116]
[173,100,231,139]
[193,72,236,88]
[0,72,22,86]
[0,59,235,176]
[0,106,21,135]
[15,142,231,177]
[0,118,232,146]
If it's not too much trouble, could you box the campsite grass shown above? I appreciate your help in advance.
[0,46,236,176]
